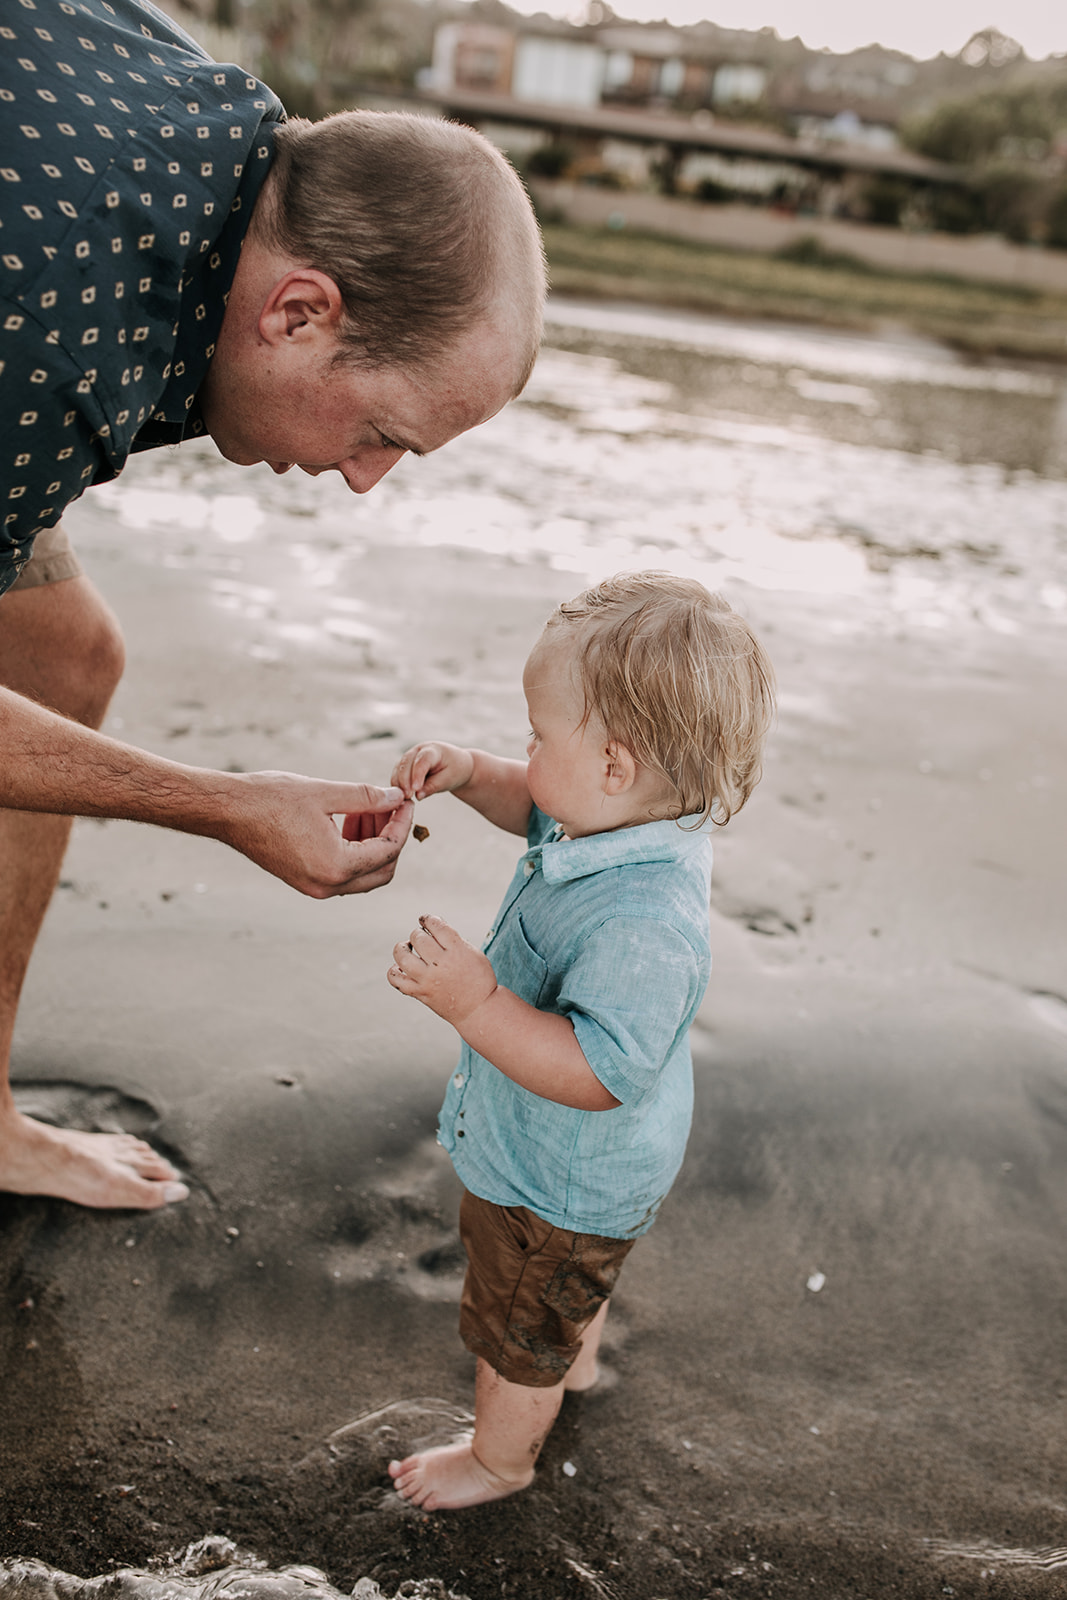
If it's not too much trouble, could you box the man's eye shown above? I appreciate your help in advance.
[379,432,403,452]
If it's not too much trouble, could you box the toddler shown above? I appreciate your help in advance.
[386,571,775,1511]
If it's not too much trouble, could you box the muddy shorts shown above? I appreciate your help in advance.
[458,1188,636,1389]
[7,524,83,592]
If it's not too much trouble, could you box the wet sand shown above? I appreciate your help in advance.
[2,304,1067,1600]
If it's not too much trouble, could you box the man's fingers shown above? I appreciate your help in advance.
[380,800,414,842]
[319,832,410,896]
[341,810,379,844]
[341,798,412,843]
[328,782,404,816]
[342,799,413,845]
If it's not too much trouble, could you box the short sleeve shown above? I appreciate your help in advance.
[560,915,706,1104]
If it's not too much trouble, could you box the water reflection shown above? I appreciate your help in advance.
[92,297,1067,655]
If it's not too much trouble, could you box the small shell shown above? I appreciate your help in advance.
[413,823,430,843]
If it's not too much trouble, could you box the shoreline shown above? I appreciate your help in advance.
[542,221,1067,363]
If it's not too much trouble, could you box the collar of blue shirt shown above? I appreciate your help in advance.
[536,813,713,885]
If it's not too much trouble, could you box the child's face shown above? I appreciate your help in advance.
[522,634,618,839]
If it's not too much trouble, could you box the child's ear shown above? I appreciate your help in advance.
[603,740,638,794]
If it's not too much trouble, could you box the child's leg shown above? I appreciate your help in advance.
[564,1297,610,1392]
[388,1356,565,1511]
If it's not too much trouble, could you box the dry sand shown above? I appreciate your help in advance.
[2,305,1066,1600]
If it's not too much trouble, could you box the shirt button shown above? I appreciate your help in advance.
[523,861,534,877]
[456,1129,465,1138]
[452,1073,464,1089]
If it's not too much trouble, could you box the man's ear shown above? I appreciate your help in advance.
[604,740,638,795]
[257,269,344,346]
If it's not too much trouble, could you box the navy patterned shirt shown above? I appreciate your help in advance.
[0,0,284,594]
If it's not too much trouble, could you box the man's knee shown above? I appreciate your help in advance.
[71,588,126,726]
[0,577,125,729]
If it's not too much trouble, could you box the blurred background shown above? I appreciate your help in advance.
[158,0,1067,355]
[4,2,1067,1595]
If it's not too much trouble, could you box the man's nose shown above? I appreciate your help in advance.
[337,445,406,495]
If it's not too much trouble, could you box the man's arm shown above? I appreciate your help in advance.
[388,913,620,1111]
[393,742,532,838]
[0,686,411,897]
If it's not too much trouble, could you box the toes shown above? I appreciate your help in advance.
[98,1165,187,1211]
[388,1459,428,1503]
[130,1151,180,1180]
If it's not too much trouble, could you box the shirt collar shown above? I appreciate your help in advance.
[537,813,712,884]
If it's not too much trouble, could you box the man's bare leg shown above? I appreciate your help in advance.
[0,575,187,1208]
[389,1355,565,1511]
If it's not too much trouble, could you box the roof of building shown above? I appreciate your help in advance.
[417,86,962,181]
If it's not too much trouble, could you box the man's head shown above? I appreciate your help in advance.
[199,110,546,492]
[537,571,776,828]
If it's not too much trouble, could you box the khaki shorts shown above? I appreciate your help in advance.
[458,1188,635,1389]
[8,523,83,591]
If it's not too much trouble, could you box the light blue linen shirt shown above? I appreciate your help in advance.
[439,804,713,1239]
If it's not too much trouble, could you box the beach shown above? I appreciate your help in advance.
[2,298,1066,1600]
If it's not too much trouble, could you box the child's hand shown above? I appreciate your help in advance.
[388,913,496,1024]
[392,743,475,802]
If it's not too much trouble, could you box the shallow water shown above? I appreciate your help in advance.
[0,1540,468,1600]
[88,297,1067,655]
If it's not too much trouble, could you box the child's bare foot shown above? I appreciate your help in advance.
[0,1110,188,1209]
[388,1440,533,1510]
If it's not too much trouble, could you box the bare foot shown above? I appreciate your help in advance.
[0,1109,188,1209]
[388,1439,533,1511]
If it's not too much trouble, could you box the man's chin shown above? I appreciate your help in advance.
[205,431,261,467]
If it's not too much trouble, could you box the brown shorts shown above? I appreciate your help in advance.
[8,523,83,591]
[458,1188,636,1389]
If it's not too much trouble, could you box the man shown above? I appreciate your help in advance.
[0,0,547,1209]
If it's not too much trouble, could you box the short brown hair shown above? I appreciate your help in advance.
[546,572,775,827]
[255,110,545,390]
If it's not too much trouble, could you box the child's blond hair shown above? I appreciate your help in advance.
[546,571,775,826]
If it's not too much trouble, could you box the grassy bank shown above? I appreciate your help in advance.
[541,222,1067,363]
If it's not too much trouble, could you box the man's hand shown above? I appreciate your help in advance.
[0,686,414,897]
[392,742,475,801]
[218,772,413,897]
[388,913,496,1022]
